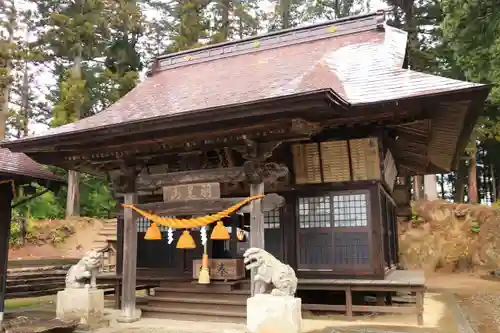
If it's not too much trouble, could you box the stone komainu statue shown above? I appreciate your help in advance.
[243,247,298,296]
[65,250,102,289]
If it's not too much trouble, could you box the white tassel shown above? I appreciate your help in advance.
[200,226,207,246]
[167,227,174,245]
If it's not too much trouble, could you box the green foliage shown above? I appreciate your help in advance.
[442,0,500,102]
[471,221,480,233]
[51,70,87,127]
[304,0,370,22]
[9,216,75,246]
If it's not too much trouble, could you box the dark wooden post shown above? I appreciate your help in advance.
[121,192,139,320]
[116,197,124,276]
[249,182,264,296]
[0,183,13,326]
[115,168,141,322]
[238,140,287,296]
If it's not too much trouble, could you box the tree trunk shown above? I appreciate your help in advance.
[439,174,446,199]
[424,174,438,200]
[0,4,15,139]
[65,55,82,218]
[21,58,29,137]
[280,0,290,29]
[455,158,467,202]
[492,163,497,202]
[468,150,478,204]
[221,0,230,41]
[413,175,424,200]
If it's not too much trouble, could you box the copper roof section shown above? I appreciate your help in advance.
[0,148,62,182]
[1,11,489,145]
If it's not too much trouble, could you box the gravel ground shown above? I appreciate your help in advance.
[455,292,500,333]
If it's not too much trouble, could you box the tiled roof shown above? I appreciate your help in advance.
[0,148,62,182]
[3,11,488,143]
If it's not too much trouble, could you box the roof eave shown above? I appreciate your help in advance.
[450,85,492,170]
[1,89,349,153]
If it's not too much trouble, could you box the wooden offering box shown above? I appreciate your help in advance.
[193,258,245,280]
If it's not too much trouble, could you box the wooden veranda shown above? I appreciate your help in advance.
[97,269,426,324]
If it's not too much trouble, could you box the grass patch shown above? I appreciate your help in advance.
[5,296,55,310]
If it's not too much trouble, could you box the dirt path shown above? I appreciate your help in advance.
[427,272,500,333]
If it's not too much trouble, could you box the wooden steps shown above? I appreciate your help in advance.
[139,281,249,323]
[92,220,117,251]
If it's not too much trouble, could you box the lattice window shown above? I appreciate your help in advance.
[298,195,331,228]
[136,217,149,232]
[332,194,368,227]
[136,216,173,232]
[264,210,280,229]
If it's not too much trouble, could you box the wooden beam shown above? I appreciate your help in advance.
[137,167,246,189]
[136,163,289,190]
[0,183,13,327]
[120,193,285,217]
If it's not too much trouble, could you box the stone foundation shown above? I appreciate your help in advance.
[247,294,302,333]
[56,288,104,326]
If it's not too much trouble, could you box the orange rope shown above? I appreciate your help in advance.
[122,194,264,229]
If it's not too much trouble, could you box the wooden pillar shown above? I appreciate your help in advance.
[249,182,265,296]
[116,197,124,276]
[238,140,287,296]
[0,183,13,326]
[120,192,140,321]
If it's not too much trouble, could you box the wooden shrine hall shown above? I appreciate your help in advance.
[1,11,490,324]
[0,148,64,326]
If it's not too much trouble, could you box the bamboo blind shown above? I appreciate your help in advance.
[320,140,350,182]
[292,143,322,184]
[349,137,381,180]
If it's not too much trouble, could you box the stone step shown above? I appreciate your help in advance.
[139,305,246,323]
[98,228,117,235]
[146,296,246,312]
[154,286,250,295]
[152,289,248,302]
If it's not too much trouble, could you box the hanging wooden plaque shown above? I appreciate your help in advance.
[193,258,245,280]
[163,182,221,202]
[349,137,381,181]
[383,150,398,191]
[292,143,322,184]
[320,140,351,182]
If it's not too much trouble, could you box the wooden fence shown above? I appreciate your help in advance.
[6,259,116,300]
[6,265,71,300]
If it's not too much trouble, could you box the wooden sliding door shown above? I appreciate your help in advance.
[297,190,371,273]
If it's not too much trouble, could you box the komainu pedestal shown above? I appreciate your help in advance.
[243,248,301,333]
[56,288,104,325]
[56,250,105,326]
[247,294,302,333]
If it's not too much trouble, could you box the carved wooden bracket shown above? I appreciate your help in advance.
[291,118,322,136]
[111,163,143,193]
[243,161,289,184]
[234,139,282,162]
